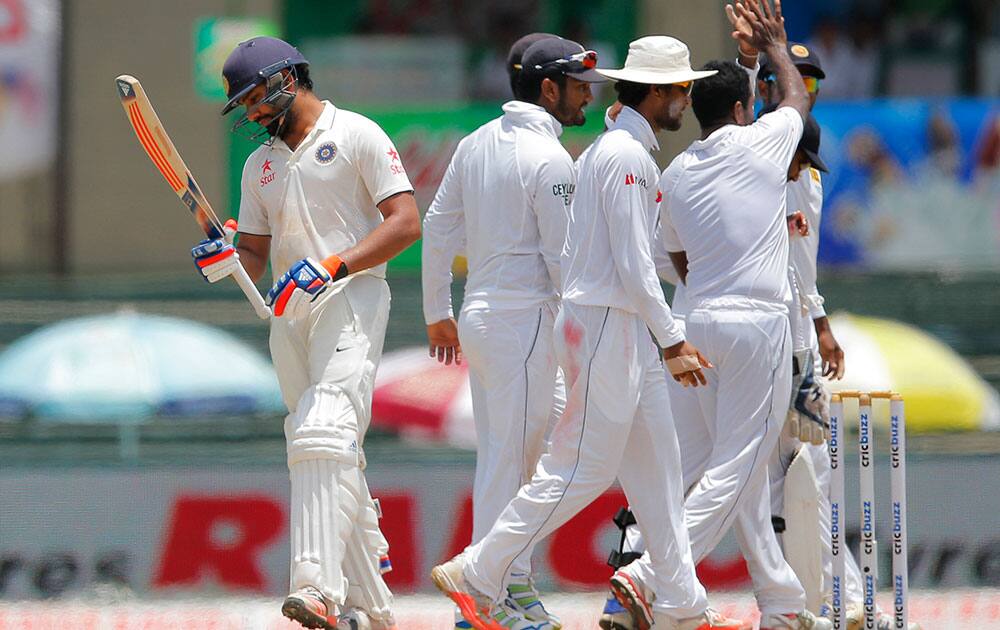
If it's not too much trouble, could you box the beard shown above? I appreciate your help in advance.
[267,106,296,139]
[554,93,586,128]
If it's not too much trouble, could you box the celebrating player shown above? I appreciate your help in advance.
[422,33,602,630]
[649,1,831,628]
[431,34,752,630]
[192,36,420,630]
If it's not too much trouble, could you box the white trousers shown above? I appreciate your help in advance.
[674,302,803,617]
[459,302,563,577]
[270,275,393,617]
[465,304,707,618]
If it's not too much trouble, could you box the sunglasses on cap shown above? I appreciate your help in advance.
[764,74,821,94]
[534,50,598,73]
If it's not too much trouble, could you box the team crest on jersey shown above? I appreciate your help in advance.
[315,142,338,165]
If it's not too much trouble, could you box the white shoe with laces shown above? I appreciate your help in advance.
[504,573,562,629]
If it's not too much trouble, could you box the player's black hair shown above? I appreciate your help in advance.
[294,63,313,91]
[517,69,568,104]
[614,80,653,109]
[691,60,749,129]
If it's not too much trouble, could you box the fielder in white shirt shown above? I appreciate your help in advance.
[422,35,603,630]
[192,37,420,630]
[432,35,754,630]
[655,4,833,629]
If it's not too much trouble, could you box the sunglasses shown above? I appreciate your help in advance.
[674,80,693,95]
[764,74,822,94]
[534,50,598,73]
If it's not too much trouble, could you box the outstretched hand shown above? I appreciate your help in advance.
[725,1,757,57]
[732,0,787,53]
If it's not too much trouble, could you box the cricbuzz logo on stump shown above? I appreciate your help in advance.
[828,391,910,629]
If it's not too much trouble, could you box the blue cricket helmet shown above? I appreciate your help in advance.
[221,36,308,115]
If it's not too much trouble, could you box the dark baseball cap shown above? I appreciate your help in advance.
[759,42,825,79]
[759,105,828,173]
[221,36,308,115]
[507,33,559,79]
[521,37,606,83]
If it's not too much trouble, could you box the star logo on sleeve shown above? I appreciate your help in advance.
[387,148,400,162]
[261,159,273,174]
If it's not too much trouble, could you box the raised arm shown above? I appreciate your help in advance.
[734,0,808,120]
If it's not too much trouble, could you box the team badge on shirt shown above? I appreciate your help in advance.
[315,142,338,165]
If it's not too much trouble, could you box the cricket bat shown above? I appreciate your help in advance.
[114,74,270,320]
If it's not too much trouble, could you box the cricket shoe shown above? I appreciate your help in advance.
[760,610,832,629]
[282,586,337,629]
[668,608,753,630]
[844,605,922,630]
[505,573,562,629]
[335,607,397,630]
[608,569,655,630]
[598,593,634,630]
[432,555,503,630]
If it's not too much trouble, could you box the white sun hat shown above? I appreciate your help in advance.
[597,35,717,85]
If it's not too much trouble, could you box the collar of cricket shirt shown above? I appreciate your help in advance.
[281,101,337,162]
[610,105,659,153]
[502,100,563,138]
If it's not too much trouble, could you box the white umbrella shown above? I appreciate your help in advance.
[0,311,283,421]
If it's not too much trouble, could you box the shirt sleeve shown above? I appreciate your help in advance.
[530,150,574,294]
[657,166,684,253]
[421,148,466,324]
[602,152,684,348]
[353,117,415,206]
[236,155,269,235]
[741,106,804,171]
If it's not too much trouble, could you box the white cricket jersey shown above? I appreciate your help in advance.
[237,101,414,278]
[786,168,826,320]
[562,105,684,348]
[421,101,575,323]
[659,106,804,307]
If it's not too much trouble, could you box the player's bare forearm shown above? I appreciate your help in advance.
[236,233,271,283]
[336,191,422,274]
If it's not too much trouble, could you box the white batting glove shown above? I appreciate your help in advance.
[785,350,831,445]
[192,219,240,283]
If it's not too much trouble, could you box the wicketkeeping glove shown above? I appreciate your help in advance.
[267,255,348,319]
[784,349,831,445]
[192,219,240,283]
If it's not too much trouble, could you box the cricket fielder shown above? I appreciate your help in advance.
[422,35,602,630]
[191,37,420,630]
[651,2,831,628]
[431,35,752,630]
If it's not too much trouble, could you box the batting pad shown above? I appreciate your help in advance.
[782,447,824,612]
[289,457,362,608]
[343,479,394,622]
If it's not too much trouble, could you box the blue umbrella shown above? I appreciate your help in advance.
[0,312,283,421]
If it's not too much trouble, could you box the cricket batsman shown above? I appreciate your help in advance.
[191,36,420,630]
[422,34,602,629]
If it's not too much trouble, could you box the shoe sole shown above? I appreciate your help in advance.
[431,566,504,630]
[281,597,335,630]
[609,574,653,630]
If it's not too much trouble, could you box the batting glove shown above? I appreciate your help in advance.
[267,255,348,319]
[192,218,240,283]
[785,349,831,445]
